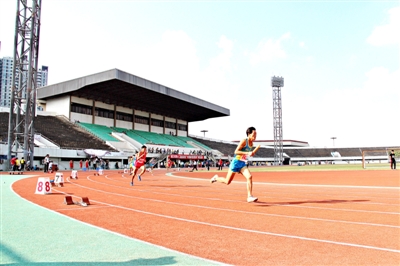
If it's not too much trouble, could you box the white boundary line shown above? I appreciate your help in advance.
[5,175,227,266]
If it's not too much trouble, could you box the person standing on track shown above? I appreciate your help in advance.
[389,150,396,170]
[130,145,147,186]
[166,157,173,172]
[43,154,50,173]
[210,126,260,203]
[189,160,198,172]
[218,158,223,170]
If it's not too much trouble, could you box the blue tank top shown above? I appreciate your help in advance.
[235,138,253,162]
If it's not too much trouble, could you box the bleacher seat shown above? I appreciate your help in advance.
[0,113,115,150]
[79,123,120,142]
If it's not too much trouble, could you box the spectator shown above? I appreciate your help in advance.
[20,157,25,171]
[189,160,198,172]
[10,157,17,172]
[92,157,98,170]
[206,160,210,171]
[26,159,31,171]
[15,158,21,172]
[389,150,397,170]
[218,158,223,170]
[43,154,50,173]
[48,161,53,173]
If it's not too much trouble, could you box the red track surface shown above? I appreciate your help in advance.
[12,168,400,265]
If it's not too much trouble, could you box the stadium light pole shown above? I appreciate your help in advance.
[271,76,284,166]
[201,130,208,137]
[331,137,337,147]
[7,0,42,168]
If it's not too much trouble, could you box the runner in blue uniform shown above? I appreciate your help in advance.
[210,126,260,202]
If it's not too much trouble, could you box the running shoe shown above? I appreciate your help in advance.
[247,196,258,203]
[130,182,134,186]
[138,175,141,181]
[210,175,217,183]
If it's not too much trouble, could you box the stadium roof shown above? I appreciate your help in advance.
[37,69,230,122]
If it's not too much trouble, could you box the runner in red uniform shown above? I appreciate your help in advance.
[130,145,147,186]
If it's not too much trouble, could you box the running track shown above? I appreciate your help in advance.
[12,168,400,265]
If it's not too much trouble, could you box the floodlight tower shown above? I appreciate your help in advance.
[271,76,284,165]
[331,137,337,147]
[200,130,208,137]
[7,0,42,167]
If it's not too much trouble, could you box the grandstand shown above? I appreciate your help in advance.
[1,113,113,151]
[2,111,398,170]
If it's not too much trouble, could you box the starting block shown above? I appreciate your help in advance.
[9,171,23,175]
[81,197,90,205]
[64,195,74,205]
[54,172,64,187]
[70,170,78,179]
[64,196,90,207]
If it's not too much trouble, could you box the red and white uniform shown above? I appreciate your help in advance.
[134,150,147,168]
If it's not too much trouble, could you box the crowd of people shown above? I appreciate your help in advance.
[139,147,214,158]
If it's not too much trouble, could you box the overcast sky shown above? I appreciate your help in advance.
[1,0,399,148]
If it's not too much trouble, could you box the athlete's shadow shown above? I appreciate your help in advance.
[253,199,369,206]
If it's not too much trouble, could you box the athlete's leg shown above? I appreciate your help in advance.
[211,169,236,185]
[241,167,257,202]
[138,165,146,180]
[131,167,139,184]
[241,168,254,197]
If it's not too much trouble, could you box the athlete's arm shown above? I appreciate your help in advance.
[250,145,261,156]
[234,138,247,155]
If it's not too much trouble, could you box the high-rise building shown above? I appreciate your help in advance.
[0,57,14,107]
[0,57,48,107]
[37,65,49,88]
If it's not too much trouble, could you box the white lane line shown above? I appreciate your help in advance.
[63,178,400,228]
[82,176,400,215]
[168,173,400,190]
[89,197,400,254]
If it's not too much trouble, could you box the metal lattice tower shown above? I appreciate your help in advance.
[7,0,42,167]
[271,76,284,165]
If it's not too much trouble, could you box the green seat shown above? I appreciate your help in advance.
[79,123,119,142]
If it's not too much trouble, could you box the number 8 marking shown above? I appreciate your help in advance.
[45,181,50,192]
[37,181,43,192]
